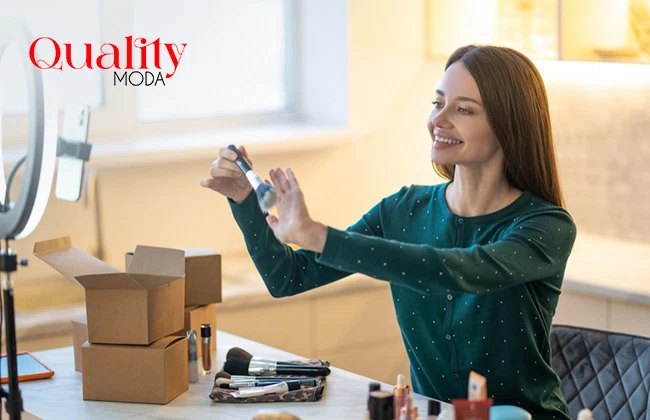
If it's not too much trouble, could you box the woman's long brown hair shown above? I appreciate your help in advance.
[433,45,565,208]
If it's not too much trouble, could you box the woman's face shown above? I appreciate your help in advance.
[428,61,501,168]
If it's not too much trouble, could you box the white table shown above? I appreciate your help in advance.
[16,330,444,419]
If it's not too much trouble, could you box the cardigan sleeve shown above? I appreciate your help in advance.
[228,187,406,297]
[314,208,577,294]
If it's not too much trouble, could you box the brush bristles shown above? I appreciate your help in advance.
[215,377,233,387]
[214,371,232,380]
[256,184,278,212]
[227,347,254,361]
[213,371,233,386]
[224,357,251,376]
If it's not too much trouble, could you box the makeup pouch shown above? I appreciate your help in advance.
[209,359,329,404]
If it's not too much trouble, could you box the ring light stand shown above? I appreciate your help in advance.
[0,18,92,419]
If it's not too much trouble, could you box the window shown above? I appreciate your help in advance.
[1,0,347,157]
[133,0,295,121]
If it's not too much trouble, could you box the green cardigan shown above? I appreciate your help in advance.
[229,181,576,420]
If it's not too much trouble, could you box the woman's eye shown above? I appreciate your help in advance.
[432,101,443,109]
[458,107,471,115]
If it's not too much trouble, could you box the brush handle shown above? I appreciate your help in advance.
[222,378,317,389]
[227,144,252,173]
[227,144,265,190]
[276,365,331,376]
[232,375,314,381]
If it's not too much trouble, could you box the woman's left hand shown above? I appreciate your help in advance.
[266,168,327,253]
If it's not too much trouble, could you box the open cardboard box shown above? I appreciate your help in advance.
[127,247,221,306]
[34,236,185,345]
[82,335,188,404]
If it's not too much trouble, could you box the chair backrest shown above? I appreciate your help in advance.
[550,324,650,420]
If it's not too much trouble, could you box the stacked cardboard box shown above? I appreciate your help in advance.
[127,248,222,360]
[34,236,189,404]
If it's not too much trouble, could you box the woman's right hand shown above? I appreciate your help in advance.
[200,145,254,203]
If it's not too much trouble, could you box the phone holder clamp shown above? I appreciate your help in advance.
[56,138,92,161]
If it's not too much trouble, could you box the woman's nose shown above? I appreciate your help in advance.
[429,108,452,129]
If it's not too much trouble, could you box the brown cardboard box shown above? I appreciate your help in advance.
[174,304,216,358]
[127,248,221,306]
[34,236,185,345]
[81,336,188,404]
[184,249,221,305]
[72,315,88,372]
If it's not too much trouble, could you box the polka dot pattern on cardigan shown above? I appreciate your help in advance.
[228,182,576,420]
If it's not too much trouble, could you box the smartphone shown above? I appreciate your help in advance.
[56,105,90,202]
[0,352,55,383]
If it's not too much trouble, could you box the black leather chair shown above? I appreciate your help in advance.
[551,324,650,420]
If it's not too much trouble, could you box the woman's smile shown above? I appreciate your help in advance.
[433,135,463,150]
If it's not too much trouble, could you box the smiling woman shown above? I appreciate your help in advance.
[203,44,577,420]
[429,64,501,172]
[431,45,563,210]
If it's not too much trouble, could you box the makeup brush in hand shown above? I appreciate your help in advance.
[227,144,277,213]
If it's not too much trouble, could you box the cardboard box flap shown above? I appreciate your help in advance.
[128,245,184,278]
[131,273,181,289]
[33,236,120,284]
[125,252,134,271]
[33,236,72,254]
[76,273,145,290]
[184,248,220,257]
[149,335,185,350]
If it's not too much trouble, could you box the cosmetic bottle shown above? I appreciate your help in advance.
[369,390,394,420]
[427,400,441,419]
[187,330,199,383]
[394,374,407,419]
[200,323,212,373]
[366,382,382,419]
[399,406,408,420]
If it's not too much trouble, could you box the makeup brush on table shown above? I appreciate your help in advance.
[224,356,331,377]
[227,144,277,213]
[226,346,329,369]
[214,371,316,389]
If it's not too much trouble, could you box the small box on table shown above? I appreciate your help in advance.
[81,336,188,404]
